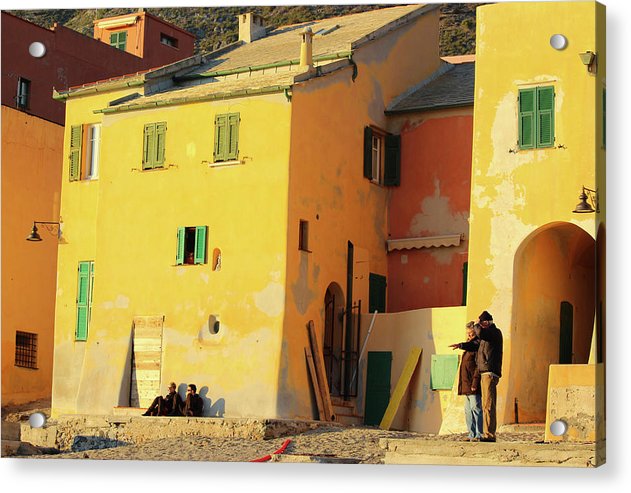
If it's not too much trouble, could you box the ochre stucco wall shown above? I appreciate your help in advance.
[1,106,62,405]
[464,2,605,426]
[387,108,473,312]
[278,8,442,419]
[52,88,292,418]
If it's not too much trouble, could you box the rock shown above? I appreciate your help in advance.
[16,441,44,456]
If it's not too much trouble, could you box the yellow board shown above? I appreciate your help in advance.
[379,347,422,430]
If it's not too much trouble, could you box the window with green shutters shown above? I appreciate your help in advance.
[363,126,400,186]
[16,77,31,110]
[76,261,94,341]
[143,122,166,169]
[518,86,555,149]
[214,113,240,162]
[176,226,208,265]
[110,31,127,51]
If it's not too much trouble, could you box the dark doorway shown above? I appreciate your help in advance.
[559,301,574,364]
[323,283,344,397]
[364,351,392,426]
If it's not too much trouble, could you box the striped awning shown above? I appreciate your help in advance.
[95,15,139,29]
[387,234,463,252]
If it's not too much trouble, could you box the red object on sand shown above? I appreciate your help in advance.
[249,439,292,462]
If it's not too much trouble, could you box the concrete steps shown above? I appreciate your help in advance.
[331,398,364,426]
[112,407,145,416]
[379,437,605,467]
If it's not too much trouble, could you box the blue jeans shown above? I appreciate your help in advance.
[464,394,483,439]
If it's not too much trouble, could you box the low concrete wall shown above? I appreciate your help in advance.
[544,363,605,443]
[20,415,330,452]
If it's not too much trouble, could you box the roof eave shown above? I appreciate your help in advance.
[385,100,473,115]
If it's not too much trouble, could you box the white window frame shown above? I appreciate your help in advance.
[371,132,384,184]
[85,123,101,180]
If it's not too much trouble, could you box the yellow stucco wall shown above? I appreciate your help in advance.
[362,307,467,433]
[277,8,442,418]
[465,2,605,426]
[2,106,62,405]
[52,88,292,417]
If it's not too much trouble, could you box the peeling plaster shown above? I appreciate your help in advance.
[114,295,129,308]
[254,282,285,318]
[186,142,196,158]
[200,272,209,284]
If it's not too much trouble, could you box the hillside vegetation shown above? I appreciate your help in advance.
[10,4,482,56]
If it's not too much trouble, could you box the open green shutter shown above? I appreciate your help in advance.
[537,86,555,147]
[156,122,166,166]
[518,88,535,149]
[383,134,401,186]
[176,227,185,265]
[143,123,155,169]
[76,262,90,340]
[69,125,83,181]
[194,226,207,264]
[119,31,127,51]
[363,126,373,179]
[227,113,239,160]
[214,115,227,161]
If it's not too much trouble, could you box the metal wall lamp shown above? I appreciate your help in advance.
[579,51,597,74]
[26,221,61,241]
[573,186,599,214]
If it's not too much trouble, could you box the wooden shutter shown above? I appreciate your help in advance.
[176,227,185,265]
[155,122,166,166]
[363,126,373,179]
[383,134,401,186]
[369,273,387,313]
[143,123,155,169]
[119,31,127,50]
[227,113,239,160]
[364,351,392,426]
[537,86,555,147]
[69,125,83,181]
[194,226,207,264]
[518,88,535,149]
[76,261,91,341]
[214,115,227,161]
[430,354,459,390]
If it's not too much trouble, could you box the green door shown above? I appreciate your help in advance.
[364,351,392,426]
[559,301,573,364]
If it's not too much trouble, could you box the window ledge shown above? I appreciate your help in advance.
[209,159,243,168]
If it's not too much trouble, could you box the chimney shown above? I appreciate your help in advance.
[300,27,314,70]
[238,13,266,43]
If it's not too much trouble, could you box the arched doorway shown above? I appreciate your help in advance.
[323,282,345,397]
[509,222,595,423]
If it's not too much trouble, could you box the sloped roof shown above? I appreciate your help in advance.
[62,4,439,110]
[190,4,433,75]
[386,61,475,114]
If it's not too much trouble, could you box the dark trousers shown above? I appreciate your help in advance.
[144,396,168,416]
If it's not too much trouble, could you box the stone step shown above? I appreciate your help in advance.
[379,438,604,467]
[112,406,146,416]
[271,453,361,464]
[498,423,545,434]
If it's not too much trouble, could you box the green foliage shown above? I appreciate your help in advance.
[10,4,479,57]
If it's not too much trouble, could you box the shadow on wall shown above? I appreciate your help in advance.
[117,330,134,407]
[177,383,225,417]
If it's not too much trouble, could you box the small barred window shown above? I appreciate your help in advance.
[15,331,38,369]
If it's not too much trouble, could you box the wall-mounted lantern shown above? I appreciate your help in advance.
[579,51,597,74]
[572,186,599,214]
[26,221,61,241]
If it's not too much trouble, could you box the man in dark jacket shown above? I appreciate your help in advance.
[474,311,503,442]
[142,382,183,416]
[449,321,483,441]
[182,383,204,417]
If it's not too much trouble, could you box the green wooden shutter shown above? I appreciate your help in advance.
[69,125,83,181]
[227,113,239,160]
[176,227,185,265]
[430,354,459,390]
[363,126,373,179]
[214,115,227,161]
[537,86,555,148]
[143,123,155,169]
[119,31,127,51]
[194,226,207,264]
[155,122,166,166]
[76,261,91,341]
[364,351,392,426]
[383,134,401,186]
[461,261,468,306]
[518,88,535,149]
[369,273,387,313]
